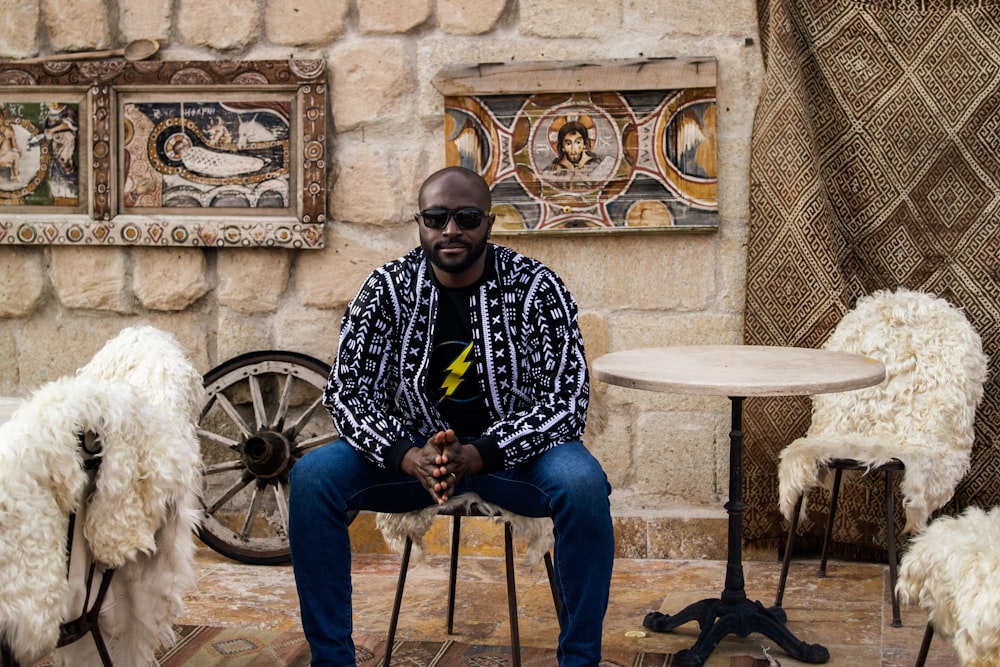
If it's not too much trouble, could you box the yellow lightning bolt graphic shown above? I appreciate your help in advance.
[440,342,474,398]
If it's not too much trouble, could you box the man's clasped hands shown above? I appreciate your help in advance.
[400,429,484,504]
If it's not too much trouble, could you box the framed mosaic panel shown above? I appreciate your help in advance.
[0,59,326,247]
[434,58,718,234]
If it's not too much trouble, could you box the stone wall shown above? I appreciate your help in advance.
[0,0,764,545]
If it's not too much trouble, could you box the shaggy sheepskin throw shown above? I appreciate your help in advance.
[897,506,1000,667]
[778,289,987,534]
[376,493,554,567]
[0,326,204,666]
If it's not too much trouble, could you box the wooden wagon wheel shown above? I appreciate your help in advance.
[197,350,356,564]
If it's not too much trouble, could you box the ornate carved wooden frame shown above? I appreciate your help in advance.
[0,59,326,247]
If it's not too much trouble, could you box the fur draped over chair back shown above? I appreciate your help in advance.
[0,326,204,666]
[778,289,988,533]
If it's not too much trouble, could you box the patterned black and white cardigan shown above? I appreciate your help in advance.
[324,244,590,471]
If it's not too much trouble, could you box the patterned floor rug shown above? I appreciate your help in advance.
[158,625,311,666]
[38,627,769,666]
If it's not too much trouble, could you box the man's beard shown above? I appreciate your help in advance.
[423,235,488,274]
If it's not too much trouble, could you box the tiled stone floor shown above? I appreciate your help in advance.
[180,523,959,667]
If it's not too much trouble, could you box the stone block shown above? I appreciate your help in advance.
[358,0,430,34]
[43,0,109,50]
[217,249,290,314]
[503,233,717,312]
[520,0,621,38]
[647,512,728,560]
[609,311,744,351]
[624,0,757,38]
[134,247,210,311]
[0,246,45,317]
[328,144,408,224]
[634,409,722,506]
[177,0,259,50]
[17,316,132,389]
[0,0,40,57]
[716,220,749,313]
[329,39,415,130]
[585,404,635,492]
[579,311,609,390]
[215,308,273,365]
[295,236,402,309]
[274,302,341,363]
[265,0,349,45]
[119,0,170,42]
[612,515,649,559]
[0,320,19,395]
[437,0,507,35]
[50,246,129,313]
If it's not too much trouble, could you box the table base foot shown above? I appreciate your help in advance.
[643,599,829,667]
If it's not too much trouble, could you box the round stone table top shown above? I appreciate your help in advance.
[592,345,886,397]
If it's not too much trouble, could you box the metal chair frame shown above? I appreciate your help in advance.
[775,458,904,628]
[383,503,561,667]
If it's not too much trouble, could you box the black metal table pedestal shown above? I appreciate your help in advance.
[642,397,830,667]
[644,599,828,667]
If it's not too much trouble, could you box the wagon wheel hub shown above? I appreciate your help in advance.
[241,431,291,479]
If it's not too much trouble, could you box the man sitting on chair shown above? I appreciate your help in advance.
[288,166,614,667]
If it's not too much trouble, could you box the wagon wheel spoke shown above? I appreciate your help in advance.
[197,428,242,452]
[272,481,290,534]
[286,394,326,439]
[205,473,255,515]
[273,372,297,431]
[203,460,248,475]
[213,392,254,441]
[293,430,339,455]
[249,374,268,431]
[239,483,270,541]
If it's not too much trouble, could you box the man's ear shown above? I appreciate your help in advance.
[486,213,496,238]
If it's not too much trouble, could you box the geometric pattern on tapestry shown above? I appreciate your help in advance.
[744,0,1000,559]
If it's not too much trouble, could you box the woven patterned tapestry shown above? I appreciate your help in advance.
[744,0,1000,560]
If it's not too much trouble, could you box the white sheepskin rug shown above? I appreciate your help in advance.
[777,289,987,534]
[376,493,555,568]
[897,506,1000,667]
[0,326,204,666]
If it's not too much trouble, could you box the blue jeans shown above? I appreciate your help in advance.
[288,438,614,667]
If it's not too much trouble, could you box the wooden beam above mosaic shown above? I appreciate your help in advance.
[0,59,326,247]
[434,58,718,234]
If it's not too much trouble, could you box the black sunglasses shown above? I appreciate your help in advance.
[416,207,486,230]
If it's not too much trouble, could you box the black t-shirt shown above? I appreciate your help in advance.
[426,265,492,439]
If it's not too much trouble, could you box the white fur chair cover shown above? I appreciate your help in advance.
[376,493,554,567]
[777,289,987,534]
[0,326,204,666]
[897,506,1000,667]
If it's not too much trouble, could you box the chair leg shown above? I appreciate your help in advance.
[543,551,562,623]
[915,622,933,667]
[384,536,414,667]
[447,515,462,634]
[884,469,901,627]
[504,523,522,667]
[819,467,845,577]
[775,494,804,607]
